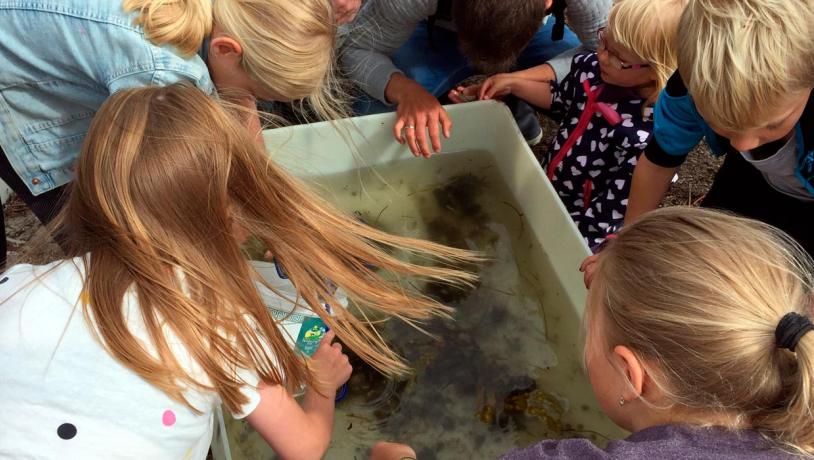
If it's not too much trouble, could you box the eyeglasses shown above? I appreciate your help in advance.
[597,28,650,70]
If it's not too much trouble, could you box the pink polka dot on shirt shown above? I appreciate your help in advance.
[162,410,176,427]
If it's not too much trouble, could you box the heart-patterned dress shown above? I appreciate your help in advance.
[543,53,654,248]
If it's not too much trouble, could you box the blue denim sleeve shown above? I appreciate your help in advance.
[106,56,215,96]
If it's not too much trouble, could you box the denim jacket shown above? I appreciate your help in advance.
[0,0,215,196]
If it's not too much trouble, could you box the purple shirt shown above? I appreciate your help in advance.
[500,424,793,459]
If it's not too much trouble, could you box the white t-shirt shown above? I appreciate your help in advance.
[0,258,318,460]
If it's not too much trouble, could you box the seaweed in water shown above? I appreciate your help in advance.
[432,173,487,219]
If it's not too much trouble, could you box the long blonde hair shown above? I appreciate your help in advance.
[54,84,476,414]
[589,207,814,454]
[606,0,688,105]
[124,0,347,120]
[676,0,814,131]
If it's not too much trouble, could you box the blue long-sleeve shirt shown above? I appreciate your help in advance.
[645,72,814,198]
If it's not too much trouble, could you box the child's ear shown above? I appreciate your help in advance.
[613,345,645,400]
[210,36,244,62]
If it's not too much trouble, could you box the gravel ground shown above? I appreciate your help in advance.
[3,197,61,266]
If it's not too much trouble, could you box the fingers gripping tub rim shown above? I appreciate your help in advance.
[124,0,349,120]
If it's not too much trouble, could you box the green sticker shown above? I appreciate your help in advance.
[295,317,328,357]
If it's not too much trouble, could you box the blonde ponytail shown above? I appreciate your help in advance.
[124,0,213,57]
[591,207,814,455]
[753,320,814,455]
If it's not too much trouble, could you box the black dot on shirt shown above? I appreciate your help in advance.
[57,423,77,440]
[0,276,8,284]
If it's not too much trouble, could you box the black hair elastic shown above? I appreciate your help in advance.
[775,312,814,352]
[550,0,567,41]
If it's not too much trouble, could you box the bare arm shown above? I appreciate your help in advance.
[498,79,554,110]
[451,73,553,110]
[623,155,678,225]
[509,63,556,83]
[245,331,351,460]
[246,383,336,460]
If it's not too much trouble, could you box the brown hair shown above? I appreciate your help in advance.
[589,207,814,454]
[54,84,476,414]
[453,0,549,74]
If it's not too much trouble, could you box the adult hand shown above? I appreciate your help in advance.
[310,330,352,394]
[386,74,452,158]
[479,73,519,100]
[448,84,480,103]
[332,0,361,24]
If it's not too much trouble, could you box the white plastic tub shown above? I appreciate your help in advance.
[216,101,622,460]
[263,100,590,310]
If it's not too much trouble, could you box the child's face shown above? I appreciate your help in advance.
[705,89,812,152]
[596,30,656,89]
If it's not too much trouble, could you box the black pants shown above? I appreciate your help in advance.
[702,152,814,257]
[0,147,67,267]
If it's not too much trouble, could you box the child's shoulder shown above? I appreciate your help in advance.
[0,258,85,306]
[553,53,601,100]
[567,52,601,82]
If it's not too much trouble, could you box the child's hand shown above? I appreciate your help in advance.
[580,254,600,289]
[479,74,518,100]
[448,84,480,104]
[370,441,417,460]
[310,330,352,394]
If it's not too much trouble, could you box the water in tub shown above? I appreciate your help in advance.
[229,151,624,459]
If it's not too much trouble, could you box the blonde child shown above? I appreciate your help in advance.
[0,0,346,266]
[450,0,686,248]
[373,207,814,459]
[620,0,814,255]
[0,84,475,459]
